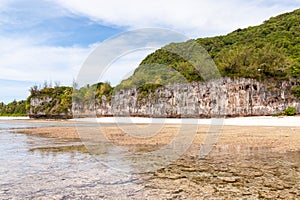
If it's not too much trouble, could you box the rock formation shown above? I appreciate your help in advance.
[72,77,300,118]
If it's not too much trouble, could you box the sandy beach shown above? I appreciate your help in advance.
[72,115,300,126]
[17,124,300,152]
[14,116,300,151]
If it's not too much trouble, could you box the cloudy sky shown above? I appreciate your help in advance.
[1,0,300,103]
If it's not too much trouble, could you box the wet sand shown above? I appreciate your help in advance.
[13,123,300,199]
[17,125,300,152]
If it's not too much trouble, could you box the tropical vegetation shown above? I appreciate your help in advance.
[0,100,27,116]
[118,8,300,89]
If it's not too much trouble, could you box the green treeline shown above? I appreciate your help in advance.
[73,82,113,105]
[28,82,114,117]
[0,100,27,116]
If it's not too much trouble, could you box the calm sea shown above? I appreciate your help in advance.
[0,120,141,199]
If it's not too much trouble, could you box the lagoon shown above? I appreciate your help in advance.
[0,119,299,199]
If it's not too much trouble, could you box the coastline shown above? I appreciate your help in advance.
[72,115,300,127]
[2,115,300,127]
[5,115,300,152]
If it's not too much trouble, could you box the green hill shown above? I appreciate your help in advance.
[118,8,300,89]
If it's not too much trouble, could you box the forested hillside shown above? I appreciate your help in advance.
[119,9,300,89]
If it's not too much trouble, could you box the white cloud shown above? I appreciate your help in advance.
[53,0,300,37]
[0,34,159,102]
[0,32,167,88]
[99,49,156,86]
[0,37,92,85]
[75,28,188,87]
[0,79,34,103]
[0,0,12,9]
[0,0,69,29]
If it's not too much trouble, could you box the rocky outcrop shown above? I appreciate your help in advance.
[29,95,72,119]
[73,77,300,118]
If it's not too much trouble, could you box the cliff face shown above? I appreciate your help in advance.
[28,86,73,119]
[29,96,72,119]
[72,78,300,118]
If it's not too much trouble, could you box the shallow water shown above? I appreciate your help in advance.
[0,121,143,199]
[0,121,299,199]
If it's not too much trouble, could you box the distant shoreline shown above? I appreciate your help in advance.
[0,116,30,120]
[71,116,300,127]
[1,115,300,127]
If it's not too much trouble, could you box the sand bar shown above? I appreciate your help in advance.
[72,116,300,126]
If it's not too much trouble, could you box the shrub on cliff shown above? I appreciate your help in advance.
[28,85,73,116]
[73,82,113,105]
[283,107,296,116]
[292,86,300,99]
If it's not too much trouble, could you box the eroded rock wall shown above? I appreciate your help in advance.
[85,77,299,117]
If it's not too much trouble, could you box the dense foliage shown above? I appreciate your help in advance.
[283,107,297,116]
[118,9,300,89]
[2,80,114,117]
[292,86,300,99]
[73,82,113,104]
[0,100,27,116]
[28,85,73,115]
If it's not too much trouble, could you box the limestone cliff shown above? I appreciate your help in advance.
[72,78,300,118]
[28,86,73,119]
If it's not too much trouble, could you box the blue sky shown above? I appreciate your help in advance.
[1,0,300,103]
[0,0,124,47]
